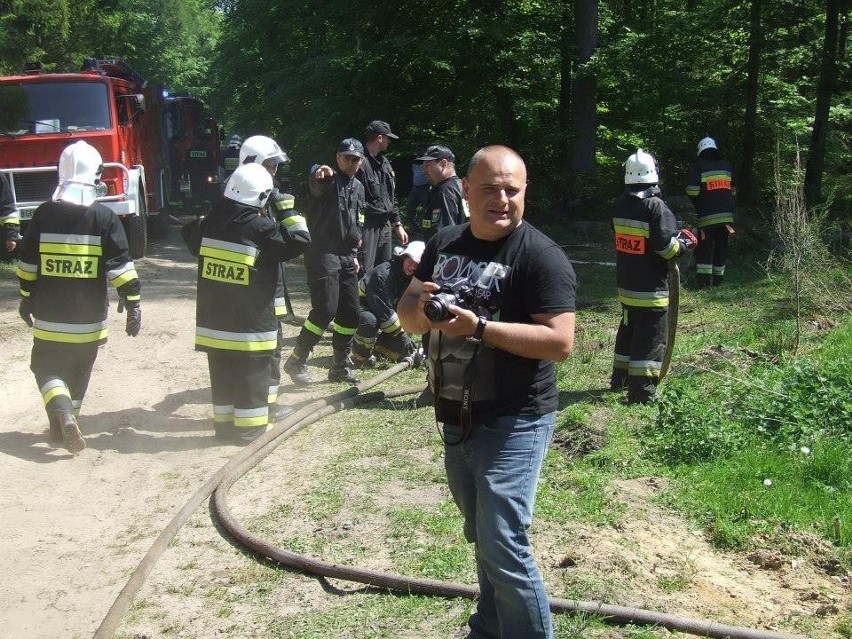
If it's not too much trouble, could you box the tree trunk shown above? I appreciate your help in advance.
[739,0,761,207]
[558,2,573,173]
[804,0,841,208]
[494,86,520,151]
[839,0,850,59]
[568,0,598,177]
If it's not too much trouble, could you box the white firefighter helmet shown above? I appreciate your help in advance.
[697,136,717,155]
[400,240,425,264]
[223,163,273,208]
[624,148,658,185]
[52,140,104,205]
[239,135,288,167]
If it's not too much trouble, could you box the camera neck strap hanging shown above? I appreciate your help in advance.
[433,331,481,446]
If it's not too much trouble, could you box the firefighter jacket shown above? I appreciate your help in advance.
[421,175,468,241]
[612,186,682,310]
[0,171,20,242]
[358,256,411,335]
[16,200,140,345]
[186,198,307,356]
[266,189,310,317]
[306,168,363,255]
[685,158,735,229]
[356,151,400,226]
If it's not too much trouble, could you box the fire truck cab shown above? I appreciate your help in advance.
[0,58,170,259]
[163,93,220,217]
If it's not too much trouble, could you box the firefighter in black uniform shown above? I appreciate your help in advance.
[414,144,468,242]
[184,163,308,444]
[284,138,365,385]
[356,120,408,271]
[351,241,425,368]
[685,136,735,288]
[237,135,309,418]
[218,135,241,186]
[611,149,696,404]
[16,141,142,453]
[1,170,20,258]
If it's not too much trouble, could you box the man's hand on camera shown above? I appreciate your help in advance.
[418,283,477,334]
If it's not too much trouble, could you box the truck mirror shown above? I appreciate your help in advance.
[133,94,146,118]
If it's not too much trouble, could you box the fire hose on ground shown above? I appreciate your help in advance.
[94,360,806,639]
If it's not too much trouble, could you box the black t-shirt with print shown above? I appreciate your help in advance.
[415,221,576,426]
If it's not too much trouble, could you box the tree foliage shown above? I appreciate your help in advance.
[0,0,220,99]
[1,0,849,222]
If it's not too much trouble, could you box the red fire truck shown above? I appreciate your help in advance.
[0,57,172,259]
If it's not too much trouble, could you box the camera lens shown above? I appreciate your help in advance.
[423,298,449,322]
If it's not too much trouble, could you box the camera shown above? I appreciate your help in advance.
[423,279,490,322]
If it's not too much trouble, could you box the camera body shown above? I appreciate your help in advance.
[423,279,491,322]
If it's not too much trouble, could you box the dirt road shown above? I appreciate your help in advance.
[0,224,315,638]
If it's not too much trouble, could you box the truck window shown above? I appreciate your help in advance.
[0,81,112,134]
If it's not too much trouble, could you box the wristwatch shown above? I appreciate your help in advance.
[466,316,487,344]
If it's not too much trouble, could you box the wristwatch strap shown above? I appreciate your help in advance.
[466,316,487,344]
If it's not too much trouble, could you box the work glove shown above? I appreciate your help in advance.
[402,350,422,368]
[402,338,425,368]
[118,298,142,337]
[18,298,33,327]
[676,228,698,252]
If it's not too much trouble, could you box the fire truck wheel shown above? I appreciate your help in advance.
[123,213,147,260]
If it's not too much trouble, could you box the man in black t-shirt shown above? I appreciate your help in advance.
[398,146,576,639]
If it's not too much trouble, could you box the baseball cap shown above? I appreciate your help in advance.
[365,120,399,139]
[400,240,425,263]
[414,145,455,163]
[337,137,365,158]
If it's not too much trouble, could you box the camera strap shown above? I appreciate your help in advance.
[433,332,480,446]
[457,343,481,442]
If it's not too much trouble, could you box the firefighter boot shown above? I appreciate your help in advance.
[696,274,712,289]
[328,349,360,384]
[270,404,296,422]
[284,349,313,386]
[60,412,86,454]
[350,336,377,369]
[48,414,63,444]
[236,426,267,445]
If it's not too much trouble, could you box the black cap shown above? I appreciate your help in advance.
[414,144,455,163]
[365,120,399,139]
[337,137,365,158]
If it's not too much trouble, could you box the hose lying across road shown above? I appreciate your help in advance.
[94,362,807,639]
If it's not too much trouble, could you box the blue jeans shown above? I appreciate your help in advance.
[443,413,556,639]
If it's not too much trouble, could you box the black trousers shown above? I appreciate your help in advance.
[611,306,667,403]
[358,216,392,271]
[695,225,729,285]
[207,351,270,430]
[297,250,360,355]
[269,321,283,403]
[31,340,99,424]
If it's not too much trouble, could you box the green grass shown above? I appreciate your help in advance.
[115,238,852,638]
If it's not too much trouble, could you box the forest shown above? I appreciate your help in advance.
[1,0,849,226]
